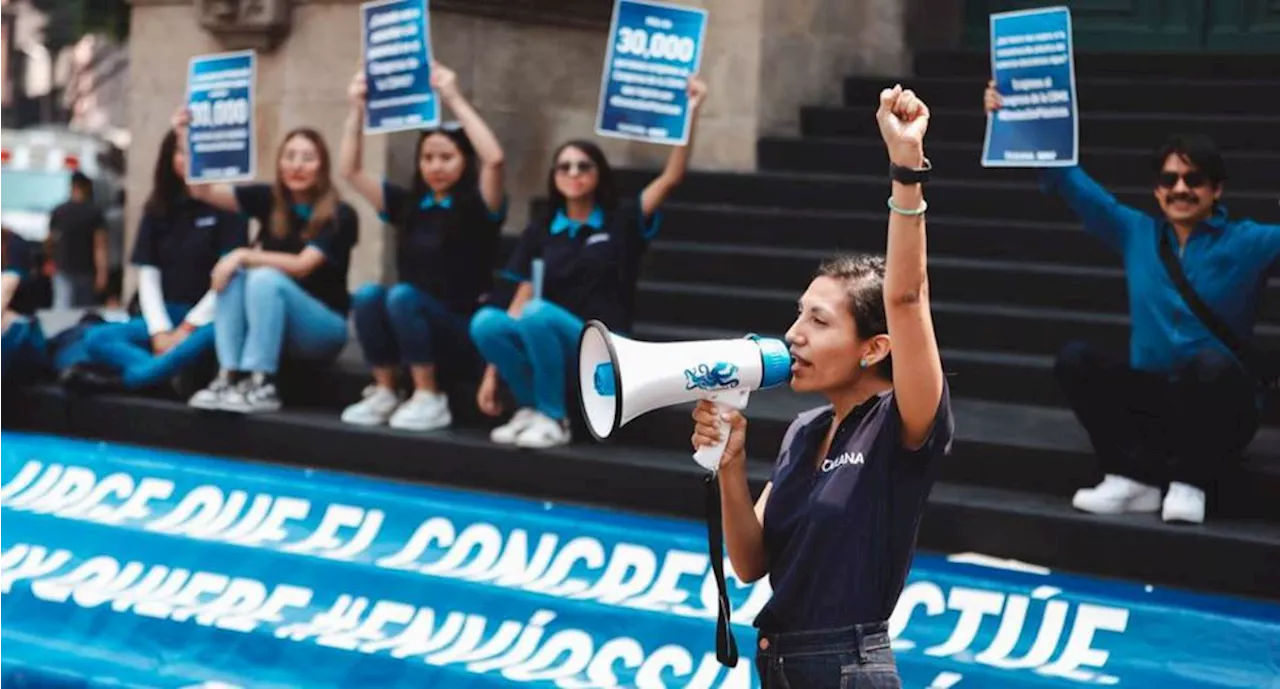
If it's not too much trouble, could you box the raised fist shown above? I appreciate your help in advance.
[876,84,929,167]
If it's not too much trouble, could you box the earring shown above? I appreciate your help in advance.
[859,358,869,369]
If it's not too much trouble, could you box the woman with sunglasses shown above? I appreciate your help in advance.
[338,62,505,431]
[985,81,1280,525]
[174,110,359,414]
[470,77,708,449]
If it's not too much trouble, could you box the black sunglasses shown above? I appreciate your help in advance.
[1157,170,1209,189]
[554,160,596,175]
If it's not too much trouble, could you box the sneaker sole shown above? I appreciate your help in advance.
[342,414,393,426]
[389,417,453,432]
[189,398,226,411]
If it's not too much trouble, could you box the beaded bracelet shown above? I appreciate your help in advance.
[887,196,928,216]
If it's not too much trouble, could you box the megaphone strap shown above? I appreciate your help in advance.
[704,475,739,667]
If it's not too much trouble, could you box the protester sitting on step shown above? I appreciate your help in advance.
[175,110,359,414]
[470,77,707,450]
[985,82,1280,525]
[338,62,505,432]
[694,85,951,688]
[2,228,49,378]
[81,130,248,392]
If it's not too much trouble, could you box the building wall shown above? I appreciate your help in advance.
[124,0,910,297]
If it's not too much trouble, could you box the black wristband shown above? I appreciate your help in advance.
[889,157,932,185]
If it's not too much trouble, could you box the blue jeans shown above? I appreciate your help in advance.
[756,623,900,689]
[53,272,95,309]
[215,267,348,374]
[469,299,584,421]
[2,317,49,378]
[83,304,214,389]
[351,282,477,372]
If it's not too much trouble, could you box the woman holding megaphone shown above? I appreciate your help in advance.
[693,86,953,687]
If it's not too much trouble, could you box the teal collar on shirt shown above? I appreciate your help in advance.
[550,205,605,239]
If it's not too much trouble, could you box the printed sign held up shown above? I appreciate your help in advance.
[981,6,1079,168]
[595,0,707,146]
[361,0,438,134]
[186,50,256,183]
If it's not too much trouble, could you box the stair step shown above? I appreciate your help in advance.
[633,279,1280,360]
[645,202,1119,266]
[801,105,1280,152]
[756,137,1280,193]
[912,50,1280,81]
[843,76,1280,116]
[614,170,1279,230]
[644,240,1280,323]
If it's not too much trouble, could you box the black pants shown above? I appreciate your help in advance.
[1054,341,1259,491]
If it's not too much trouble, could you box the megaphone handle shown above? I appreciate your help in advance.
[692,391,750,472]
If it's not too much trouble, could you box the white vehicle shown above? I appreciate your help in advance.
[1,127,125,243]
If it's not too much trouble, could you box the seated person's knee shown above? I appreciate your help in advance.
[385,283,420,314]
[469,306,511,343]
[245,266,290,294]
[1183,348,1239,385]
[351,283,387,311]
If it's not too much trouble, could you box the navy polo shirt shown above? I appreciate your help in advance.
[131,197,248,306]
[234,184,359,315]
[498,195,660,332]
[1041,167,1280,374]
[756,380,954,633]
[2,232,37,316]
[381,181,504,315]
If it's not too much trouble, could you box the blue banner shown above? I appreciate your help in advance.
[595,0,707,146]
[361,0,438,134]
[186,51,256,183]
[3,431,1278,688]
[981,6,1078,168]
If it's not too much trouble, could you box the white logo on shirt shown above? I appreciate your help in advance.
[195,216,218,228]
[585,233,612,245]
[821,451,865,473]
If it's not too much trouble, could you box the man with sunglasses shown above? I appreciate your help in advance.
[985,83,1280,524]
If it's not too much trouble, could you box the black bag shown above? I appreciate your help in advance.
[1156,228,1280,389]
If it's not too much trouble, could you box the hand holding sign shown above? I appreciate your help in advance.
[429,61,461,104]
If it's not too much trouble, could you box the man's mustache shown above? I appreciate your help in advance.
[1167,192,1198,204]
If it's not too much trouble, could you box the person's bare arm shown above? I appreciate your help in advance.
[693,402,769,582]
[877,86,944,450]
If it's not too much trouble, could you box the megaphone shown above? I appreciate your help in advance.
[577,320,793,471]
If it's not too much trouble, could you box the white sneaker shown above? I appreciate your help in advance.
[341,386,402,426]
[189,371,237,410]
[221,373,281,414]
[491,408,538,444]
[1071,474,1162,515]
[514,413,572,449]
[389,391,452,431]
[1162,482,1206,524]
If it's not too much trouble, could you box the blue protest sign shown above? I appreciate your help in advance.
[361,0,438,134]
[981,6,1078,167]
[595,0,707,146]
[186,51,255,183]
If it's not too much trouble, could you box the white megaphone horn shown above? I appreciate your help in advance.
[577,320,793,472]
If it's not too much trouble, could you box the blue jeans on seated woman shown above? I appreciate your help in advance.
[2,316,49,380]
[215,267,347,373]
[469,298,583,423]
[352,282,476,372]
[83,304,213,389]
[191,267,348,414]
